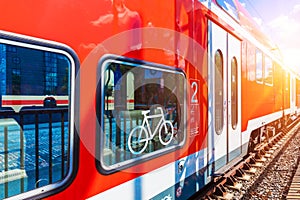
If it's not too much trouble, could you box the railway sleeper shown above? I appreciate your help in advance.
[258,148,272,158]
[226,175,243,191]
[258,149,266,156]
[248,157,256,165]
[234,168,251,181]
[211,184,233,200]
[242,162,257,174]
[263,144,271,151]
[281,127,289,134]
[249,156,263,167]
[254,151,267,162]
[273,135,281,143]
[254,152,262,160]
[264,152,272,158]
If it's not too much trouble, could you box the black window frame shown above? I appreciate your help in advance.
[96,54,187,174]
[0,31,79,200]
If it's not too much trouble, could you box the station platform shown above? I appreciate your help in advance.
[287,162,300,199]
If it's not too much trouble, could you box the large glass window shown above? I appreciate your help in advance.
[231,57,238,129]
[0,38,74,199]
[214,50,224,134]
[264,56,273,85]
[256,49,263,83]
[98,56,186,172]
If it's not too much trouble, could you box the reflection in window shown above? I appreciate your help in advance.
[292,78,295,103]
[214,50,223,134]
[256,49,263,83]
[99,59,186,171]
[296,79,300,107]
[0,42,72,199]
[45,52,58,94]
[286,72,290,91]
[0,44,6,95]
[231,57,238,129]
[264,56,273,85]
[216,0,239,20]
[11,68,21,94]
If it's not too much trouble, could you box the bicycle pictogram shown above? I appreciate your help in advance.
[127,106,174,154]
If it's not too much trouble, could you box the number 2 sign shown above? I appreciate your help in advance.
[190,79,200,136]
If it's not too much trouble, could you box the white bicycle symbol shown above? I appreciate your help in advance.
[128,107,174,154]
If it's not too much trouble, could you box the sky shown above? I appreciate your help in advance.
[238,0,300,75]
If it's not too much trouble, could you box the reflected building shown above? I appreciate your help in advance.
[0,45,69,97]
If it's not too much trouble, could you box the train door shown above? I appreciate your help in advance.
[208,22,241,174]
[227,34,241,161]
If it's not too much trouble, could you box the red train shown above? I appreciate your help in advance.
[0,0,299,199]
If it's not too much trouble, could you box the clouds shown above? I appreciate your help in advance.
[252,17,263,26]
[265,3,300,71]
[267,7,300,49]
[237,0,300,72]
[268,15,300,47]
[291,4,300,16]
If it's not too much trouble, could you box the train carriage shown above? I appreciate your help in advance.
[0,0,299,199]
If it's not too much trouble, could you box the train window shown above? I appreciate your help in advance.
[246,43,256,81]
[231,57,238,129]
[264,56,273,86]
[0,37,75,199]
[286,72,290,91]
[216,0,239,21]
[98,55,186,172]
[296,79,300,107]
[214,50,224,134]
[255,49,263,83]
[292,77,296,104]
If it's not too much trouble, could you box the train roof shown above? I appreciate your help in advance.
[234,0,300,78]
[213,0,282,60]
[211,0,300,77]
[234,1,278,53]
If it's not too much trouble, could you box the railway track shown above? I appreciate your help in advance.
[190,118,300,200]
[241,128,300,199]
